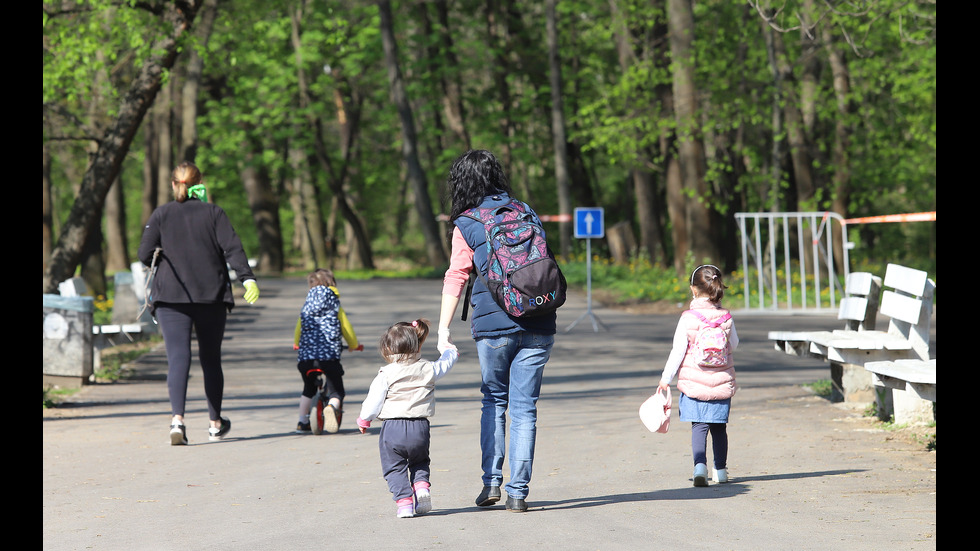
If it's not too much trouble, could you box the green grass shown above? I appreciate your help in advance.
[42,386,76,409]
[558,254,735,306]
[870,417,937,452]
[557,255,934,311]
[802,379,833,397]
[94,336,163,382]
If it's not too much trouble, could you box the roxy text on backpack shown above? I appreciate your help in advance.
[462,200,567,318]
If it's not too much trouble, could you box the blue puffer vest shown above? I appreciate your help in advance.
[454,193,557,338]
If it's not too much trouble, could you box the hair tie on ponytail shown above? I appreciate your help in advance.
[411,320,418,327]
[690,264,721,285]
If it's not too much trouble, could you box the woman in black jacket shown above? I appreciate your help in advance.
[138,162,260,446]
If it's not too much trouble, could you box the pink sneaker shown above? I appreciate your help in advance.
[396,497,415,518]
[413,481,431,515]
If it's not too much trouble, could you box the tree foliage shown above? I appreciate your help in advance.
[43,0,936,291]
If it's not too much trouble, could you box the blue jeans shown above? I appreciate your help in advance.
[475,332,554,499]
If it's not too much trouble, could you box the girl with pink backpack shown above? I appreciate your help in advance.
[657,265,740,487]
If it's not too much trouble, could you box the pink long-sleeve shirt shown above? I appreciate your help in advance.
[442,227,474,298]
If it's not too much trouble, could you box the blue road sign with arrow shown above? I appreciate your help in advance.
[574,207,605,239]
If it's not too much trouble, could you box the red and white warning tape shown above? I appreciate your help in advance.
[843,211,936,224]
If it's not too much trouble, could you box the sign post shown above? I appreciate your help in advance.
[566,208,607,333]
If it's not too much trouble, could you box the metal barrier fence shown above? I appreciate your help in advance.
[735,211,852,312]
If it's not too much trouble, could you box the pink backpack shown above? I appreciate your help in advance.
[685,310,732,368]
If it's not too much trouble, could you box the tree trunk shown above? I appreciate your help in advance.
[241,154,284,275]
[42,0,203,294]
[484,0,522,198]
[632,169,664,262]
[546,0,573,258]
[799,1,822,184]
[286,146,320,270]
[310,119,374,269]
[43,136,54,273]
[155,78,174,208]
[667,0,718,266]
[762,17,816,210]
[81,222,107,297]
[378,0,447,267]
[434,0,470,150]
[104,175,130,273]
[179,0,219,164]
[414,4,448,179]
[821,22,852,272]
[610,0,667,264]
[285,3,326,270]
[664,146,687,274]
[291,2,373,270]
[141,115,159,227]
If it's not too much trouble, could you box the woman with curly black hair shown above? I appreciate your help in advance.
[436,149,557,513]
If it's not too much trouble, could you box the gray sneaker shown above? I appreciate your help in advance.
[693,463,708,487]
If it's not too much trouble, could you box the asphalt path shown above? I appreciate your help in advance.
[43,276,936,550]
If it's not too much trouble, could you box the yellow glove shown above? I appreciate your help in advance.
[243,280,260,304]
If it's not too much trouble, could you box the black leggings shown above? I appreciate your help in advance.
[155,302,228,421]
[691,422,728,469]
[297,359,345,401]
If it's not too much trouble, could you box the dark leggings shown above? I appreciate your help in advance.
[691,422,728,469]
[296,359,345,401]
[155,302,228,421]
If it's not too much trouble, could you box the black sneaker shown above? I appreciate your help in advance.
[170,423,187,446]
[295,421,312,433]
[208,417,231,441]
[505,496,528,512]
[475,485,501,507]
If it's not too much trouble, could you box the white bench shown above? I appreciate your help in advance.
[57,265,157,350]
[92,323,150,347]
[770,271,884,402]
[770,271,882,362]
[865,359,936,402]
[769,264,935,423]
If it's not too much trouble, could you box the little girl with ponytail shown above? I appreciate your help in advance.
[357,319,459,518]
[657,265,740,487]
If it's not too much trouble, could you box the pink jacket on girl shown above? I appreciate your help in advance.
[662,297,739,401]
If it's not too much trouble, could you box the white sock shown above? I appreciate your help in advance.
[299,395,313,420]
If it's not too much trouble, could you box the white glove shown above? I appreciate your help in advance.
[437,327,455,354]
